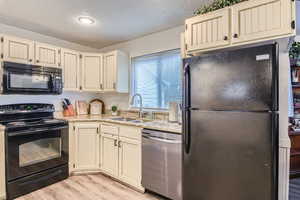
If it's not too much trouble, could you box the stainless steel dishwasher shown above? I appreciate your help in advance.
[142,129,182,200]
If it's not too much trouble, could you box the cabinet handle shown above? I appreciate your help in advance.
[80,86,82,90]
[223,36,228,41]
[100,84,103,90]
[118,141,121,148]
[233,33,238,38]
[114,139,118,147]
[113,83,116,89]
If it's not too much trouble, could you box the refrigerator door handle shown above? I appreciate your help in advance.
[183,63,191,154]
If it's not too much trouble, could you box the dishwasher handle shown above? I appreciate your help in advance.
[142,135,182,144]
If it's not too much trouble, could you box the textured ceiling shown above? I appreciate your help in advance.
[0,0,212,49]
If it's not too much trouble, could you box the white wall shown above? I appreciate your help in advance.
[0,23,101,111]
[99,26,184,109]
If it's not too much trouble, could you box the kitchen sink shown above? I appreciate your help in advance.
[109,117,144,123]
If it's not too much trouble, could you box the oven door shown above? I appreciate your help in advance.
[6,125,69,181]
[2,62,62,94]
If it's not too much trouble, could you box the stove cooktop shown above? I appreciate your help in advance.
[4,118,66,127]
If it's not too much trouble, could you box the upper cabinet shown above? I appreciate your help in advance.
[185,0,296,54]
[81,53,103,92]
[231,0,294,44]
[185,7,230,53]
[61,48,80,91]
[35,42,61,67]
[103,51,117,92]
[102,51,129,93]
[1,35,34,64]
[0,34,129,94]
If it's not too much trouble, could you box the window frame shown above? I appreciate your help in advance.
[130,48,182,111]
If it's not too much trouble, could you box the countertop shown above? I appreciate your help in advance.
[58,115,182,134]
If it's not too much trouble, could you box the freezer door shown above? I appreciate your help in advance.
[183,111,278,200]
[184,44,278,112]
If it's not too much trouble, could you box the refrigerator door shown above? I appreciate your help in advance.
[184,44,278,112]
[182,111,278,200]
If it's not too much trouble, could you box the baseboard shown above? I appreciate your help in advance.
[70,170,102,176]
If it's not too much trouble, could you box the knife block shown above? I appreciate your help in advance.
[63,105,75,117]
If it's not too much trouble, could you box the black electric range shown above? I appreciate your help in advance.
[0,104,69,199]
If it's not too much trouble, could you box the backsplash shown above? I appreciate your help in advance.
[0,91,99,111]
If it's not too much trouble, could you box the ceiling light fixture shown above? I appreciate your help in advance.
[78,16,95,25]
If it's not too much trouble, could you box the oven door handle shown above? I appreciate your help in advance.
[7,125,68,137]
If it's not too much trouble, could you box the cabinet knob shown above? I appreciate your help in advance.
[224,36,228,41]
[113,83,116,89]
[29,59,32,62]
[80,86,82,90]
[118,141,121,148]
[36,60,40,63]
[233,33,238,38]
[114,139,118,147]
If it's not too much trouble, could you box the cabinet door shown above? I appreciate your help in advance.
[61,49,80,91]
[118,137,141,187]
[2,35,34,64]
[100,133,118,177]
[185,7,230,53]
[81,53,103,92]
[35,42,60,67]
[74,123,100,170]
[231,0,293,44]
[0,130,5,199]
[103,51,117,92]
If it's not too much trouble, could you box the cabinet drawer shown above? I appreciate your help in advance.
[119,125,141,140]
[101,124,118,135]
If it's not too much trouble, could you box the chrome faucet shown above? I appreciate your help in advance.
[130,93,143,118]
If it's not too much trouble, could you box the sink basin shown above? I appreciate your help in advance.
[109,117,144,123]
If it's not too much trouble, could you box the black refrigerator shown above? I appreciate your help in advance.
[182,44,279,200]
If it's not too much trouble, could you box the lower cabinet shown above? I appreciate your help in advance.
[74,123,100,171]
[70,122,143,190]
[0,129,5,200]
[100,133,119,177]
[118,136,141,188]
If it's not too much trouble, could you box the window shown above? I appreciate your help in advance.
[131,49,182,109]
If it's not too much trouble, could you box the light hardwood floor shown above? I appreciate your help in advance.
[16,173,166,200]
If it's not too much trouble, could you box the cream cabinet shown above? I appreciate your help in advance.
[61,49,80,91]
[0,129,5,200]
[1,35,34,64]
[118,136,141,188]
[102,51,129,93]
[185,7,231,53]
[100,123,143,190]
[184,0,295,54]
[81,53,103,92]
[35,42,61,67]
[74,123,100,171]
[231,0,294,44]
[100,133,119,177]
[69,121,143,190]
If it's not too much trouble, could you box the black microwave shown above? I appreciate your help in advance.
[1,62,63,95]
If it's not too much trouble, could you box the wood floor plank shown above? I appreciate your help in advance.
[16,173,165,200]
